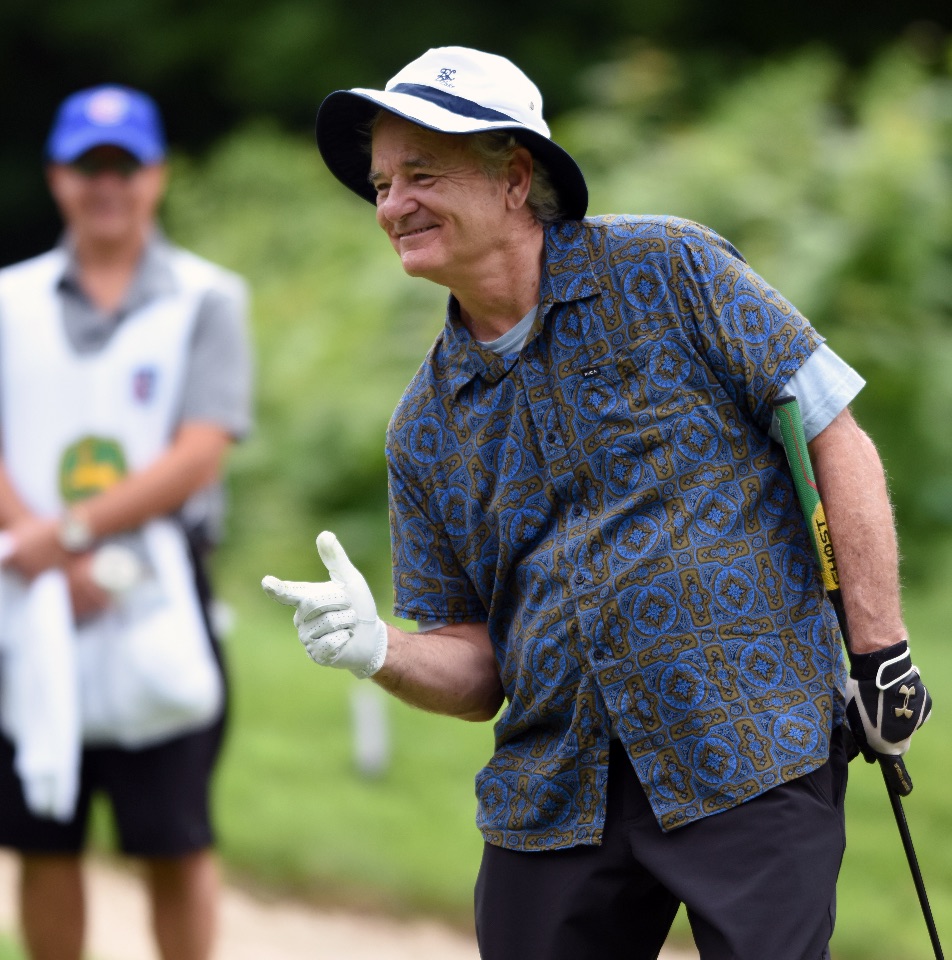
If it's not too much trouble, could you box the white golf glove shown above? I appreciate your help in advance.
[261,532,388,680]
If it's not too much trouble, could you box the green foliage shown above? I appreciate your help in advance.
[0,937,23,960]
[164,121,445,593]
[165,37,952,586]
[562,39,952,570]
[3,0,950,267]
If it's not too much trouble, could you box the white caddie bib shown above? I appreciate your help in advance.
[0,247,227,751]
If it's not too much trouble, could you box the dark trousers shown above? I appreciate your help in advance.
[475,731,847,960]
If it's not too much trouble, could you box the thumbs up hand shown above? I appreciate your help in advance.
[262,532,388,679]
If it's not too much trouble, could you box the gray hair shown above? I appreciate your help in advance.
[363,114,564,224]
[467,130,563,224]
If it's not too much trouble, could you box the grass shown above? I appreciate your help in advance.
[829,559,952,960]
[209,552,490,927]
[206,535,952,959]
[0,938,22,960]
[2,536,949,959]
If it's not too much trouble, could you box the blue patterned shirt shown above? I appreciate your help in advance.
[387,215,848,847]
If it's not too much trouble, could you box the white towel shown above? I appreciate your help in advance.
[0,519,222,821]
[0,550,81,822]
[78,519,223,748]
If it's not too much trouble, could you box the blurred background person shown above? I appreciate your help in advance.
[0,84,253,960]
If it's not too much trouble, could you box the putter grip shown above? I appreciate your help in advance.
[773,396,839,594]
[879,753,914,796]
[773,396,913,797]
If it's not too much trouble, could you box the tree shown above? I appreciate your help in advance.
[3,0,949,264]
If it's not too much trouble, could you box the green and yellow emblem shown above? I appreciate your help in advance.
[59,435,128,503]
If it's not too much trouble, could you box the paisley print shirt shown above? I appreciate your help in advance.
[387,215,848,847]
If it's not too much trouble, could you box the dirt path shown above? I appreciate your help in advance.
[0,849,700,959]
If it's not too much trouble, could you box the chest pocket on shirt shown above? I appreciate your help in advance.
[567,349,672,458]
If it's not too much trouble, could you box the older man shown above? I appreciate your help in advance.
[264,47,930,960]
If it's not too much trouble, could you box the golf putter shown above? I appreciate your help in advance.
[774,395,943,960]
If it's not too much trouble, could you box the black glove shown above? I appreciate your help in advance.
[845,638,932,763]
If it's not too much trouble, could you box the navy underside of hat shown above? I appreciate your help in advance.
[315,89,588,220]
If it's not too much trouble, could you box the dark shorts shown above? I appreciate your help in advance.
[475,728,848,960]
[0,541,228,859]
[0,710,225,857]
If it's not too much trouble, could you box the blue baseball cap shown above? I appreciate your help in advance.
[46,85,167,165]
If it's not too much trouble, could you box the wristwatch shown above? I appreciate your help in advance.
[58,509,95,553]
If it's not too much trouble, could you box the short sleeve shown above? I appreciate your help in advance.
[770,343,865,442]
[669,222,823,432]
[179,284,253,439]
[386,412,486,624]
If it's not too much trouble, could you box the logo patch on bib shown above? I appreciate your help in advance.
[59,436,128,503]
[132,366,158,403]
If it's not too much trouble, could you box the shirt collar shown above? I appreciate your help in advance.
[437,220,600,396]
[56,229,178,316]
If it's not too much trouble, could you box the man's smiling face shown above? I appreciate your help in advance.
[369,114,513,288]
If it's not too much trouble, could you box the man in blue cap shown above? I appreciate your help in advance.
[0,85,252,960]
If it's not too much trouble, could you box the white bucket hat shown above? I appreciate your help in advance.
[315,46,588,220]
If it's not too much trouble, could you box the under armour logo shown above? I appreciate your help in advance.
[436,67,456,85]
[894,684,916,720]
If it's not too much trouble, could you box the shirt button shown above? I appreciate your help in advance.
[572,505,583,518]
[545,432,557,444]
[594,649,607,661]
[574,573,585,585]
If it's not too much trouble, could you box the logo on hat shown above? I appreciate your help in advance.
[85,88,132,127]
[46,84,167,165]
[315,46,589,219]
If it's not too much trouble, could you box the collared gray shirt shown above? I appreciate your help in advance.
[0,231,253,544]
